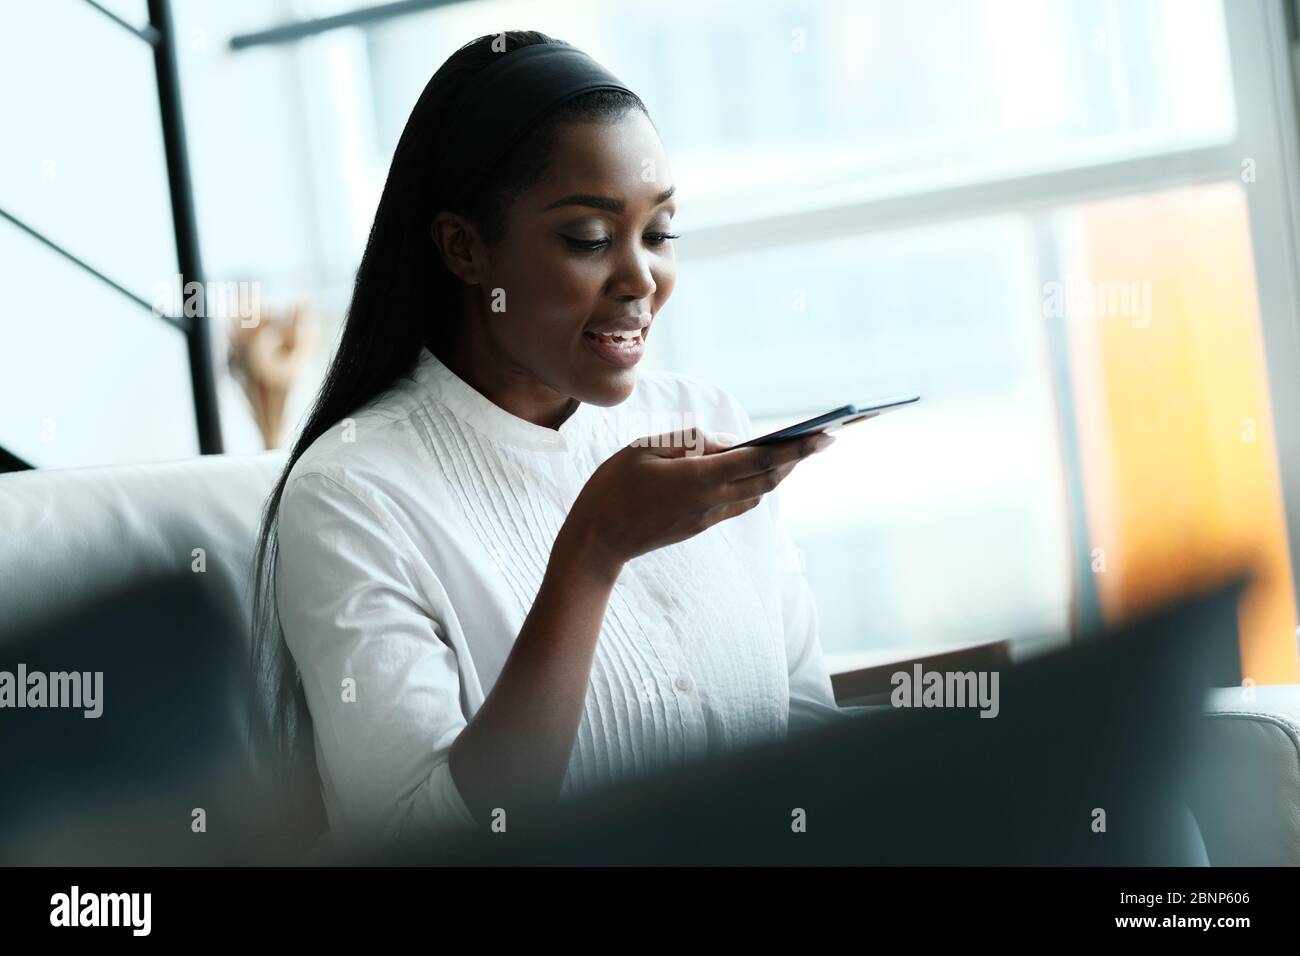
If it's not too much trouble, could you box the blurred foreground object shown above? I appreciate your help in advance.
[0,572,314,864]
[228,304,318,449]
[371,577,1254,866]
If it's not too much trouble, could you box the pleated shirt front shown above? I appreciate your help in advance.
[275,346,843,848]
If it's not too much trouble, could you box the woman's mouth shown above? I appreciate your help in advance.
[582,327,646,368]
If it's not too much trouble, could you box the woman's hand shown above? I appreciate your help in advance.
[452,426,831,822]
[563,427,835,572]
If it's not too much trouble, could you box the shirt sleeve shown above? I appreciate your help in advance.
[274,470,479,849]
[710,384,847,734]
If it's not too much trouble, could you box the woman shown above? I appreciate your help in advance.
[252,31,843,855]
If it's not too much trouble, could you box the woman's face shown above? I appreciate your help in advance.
[436,111,678,418]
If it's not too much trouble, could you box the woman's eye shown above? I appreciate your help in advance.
[561,233,680,252]
[561,235,608,252]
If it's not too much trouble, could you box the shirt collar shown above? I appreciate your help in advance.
[411,346,599,453]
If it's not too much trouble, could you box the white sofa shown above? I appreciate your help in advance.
[1,452,1298,864]
[1193,686,1300,865]
[0,452,293,864]
[0,451,285,641]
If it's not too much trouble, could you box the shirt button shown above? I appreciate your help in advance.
[674,675,692,693]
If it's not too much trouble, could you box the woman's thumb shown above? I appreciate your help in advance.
[704,431,741,453]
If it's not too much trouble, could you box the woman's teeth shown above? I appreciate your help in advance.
[585,329,642,348]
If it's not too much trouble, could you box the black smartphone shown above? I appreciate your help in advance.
[732,395,920,448]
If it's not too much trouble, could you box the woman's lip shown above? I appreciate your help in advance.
[584,310,652,335]
[582,329,645,368]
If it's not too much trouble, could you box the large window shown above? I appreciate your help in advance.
[183,0,1300,676]
[0,0,203,470]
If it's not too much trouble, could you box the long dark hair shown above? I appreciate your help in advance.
[247,31,648,849]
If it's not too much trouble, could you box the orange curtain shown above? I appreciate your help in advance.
[1062,181,1298,683]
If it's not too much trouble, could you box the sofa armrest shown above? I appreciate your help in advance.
[1188,685,1300,865]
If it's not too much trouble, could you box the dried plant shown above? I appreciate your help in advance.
[228,305,319,449]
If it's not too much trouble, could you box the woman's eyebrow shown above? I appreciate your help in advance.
[542,185,676,213]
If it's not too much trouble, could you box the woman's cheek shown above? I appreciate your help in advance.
[549,273,605,322]
[654,267,676,306]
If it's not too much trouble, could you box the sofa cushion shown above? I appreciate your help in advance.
[0,451,287,641]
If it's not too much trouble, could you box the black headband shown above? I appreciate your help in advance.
[439,43,637,208]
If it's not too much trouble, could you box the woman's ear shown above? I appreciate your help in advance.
[431,211,485,285]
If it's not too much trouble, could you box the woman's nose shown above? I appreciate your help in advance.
[609,242,659,300]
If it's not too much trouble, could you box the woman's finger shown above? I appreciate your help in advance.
[702,432,832,482]
[704,494,766,526]
[722,460,800,501]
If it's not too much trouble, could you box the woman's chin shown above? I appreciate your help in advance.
[576,368,638,407]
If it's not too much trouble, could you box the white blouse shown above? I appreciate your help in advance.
[275,346,845,851]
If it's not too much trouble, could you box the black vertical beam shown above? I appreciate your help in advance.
[148,0,223,454]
